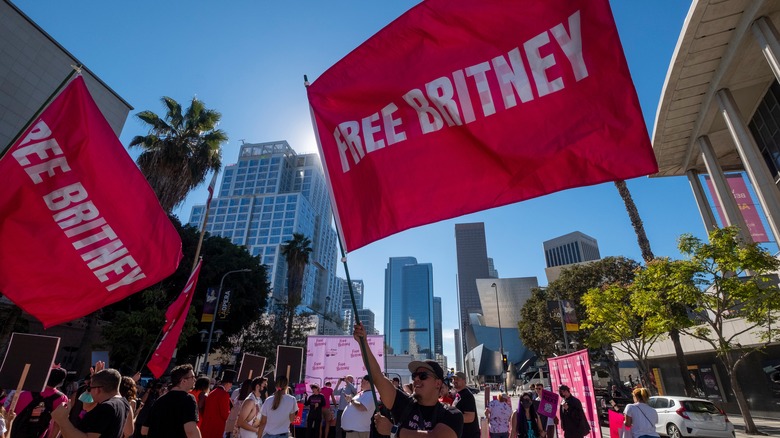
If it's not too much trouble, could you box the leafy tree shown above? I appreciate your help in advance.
[649,227,780,434]
[614,180,696,396]
[100,218,269,373]
[581,282,664,393]
[518,257,639,384]
[280,233,313,344]
[129,97,226,212]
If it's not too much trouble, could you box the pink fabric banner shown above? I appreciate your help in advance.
[608,410,627,438]
[0,76,182,327]
[704,173,769,243]
[307,0,657,251]
[548,349,602,438]
[304,335,385,391]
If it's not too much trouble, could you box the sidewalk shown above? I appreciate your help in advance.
[730,416,780,437]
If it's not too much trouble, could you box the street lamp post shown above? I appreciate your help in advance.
[203,268,251,374]
[491,283,506,390]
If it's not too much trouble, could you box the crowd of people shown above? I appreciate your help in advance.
[0,325,639,438]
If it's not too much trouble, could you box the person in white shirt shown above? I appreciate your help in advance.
[623,388,659,438]
[258,376,298,438]
[339,375,376,438]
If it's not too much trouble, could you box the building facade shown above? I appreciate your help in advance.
[433,297,443,356]
[455,223,493,360]
[384,257,435,359]
[189,141,338,308]
[650,0,780,416]
[543,231,600,268]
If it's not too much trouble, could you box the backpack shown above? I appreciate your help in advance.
[11,391,64,438]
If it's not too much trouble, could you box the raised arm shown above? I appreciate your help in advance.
[353,323,396,409]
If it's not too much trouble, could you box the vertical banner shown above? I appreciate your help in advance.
[201,287,218,322]
[217,289,231,320]
[704,173,769,242]
[304,336,385,390]
[548,349,601,438]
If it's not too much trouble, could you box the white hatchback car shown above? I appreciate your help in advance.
[648,396,735,438]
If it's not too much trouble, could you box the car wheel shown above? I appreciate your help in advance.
[667,424,682,438]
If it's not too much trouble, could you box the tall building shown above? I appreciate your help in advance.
[433,297,443,356]
[189,141,338,308]
[356,308,376,334]
[341,279,364,311]
[454,329,463,371]
[543,231,600,268]
[455,223,492,358]
[384,257,435,359]
[543,231,601,283]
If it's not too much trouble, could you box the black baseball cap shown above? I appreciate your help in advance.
[408,360,444,380]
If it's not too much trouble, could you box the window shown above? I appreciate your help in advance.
[749,81,780,181]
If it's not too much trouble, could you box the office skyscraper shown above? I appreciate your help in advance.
[433,297,443,356]
[455,223,492,358]
[384,257,435,359]
[543,231,600,268]
[189,141,338,308]
[356,308,376,334]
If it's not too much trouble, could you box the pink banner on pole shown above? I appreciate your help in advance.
[548,349,601,438]
[704,173,769,243]
[608,410,627,438]
[304,335,385,392]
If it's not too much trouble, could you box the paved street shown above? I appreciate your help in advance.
[473,393,780,438]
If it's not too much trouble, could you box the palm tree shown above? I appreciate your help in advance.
[614,179,695,396]
[280,233,313,344]
[129,96,227,212]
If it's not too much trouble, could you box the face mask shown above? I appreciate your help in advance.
[78,391,94,404]
[521,399,532,408]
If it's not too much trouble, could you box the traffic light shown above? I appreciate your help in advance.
[502,354,508,371]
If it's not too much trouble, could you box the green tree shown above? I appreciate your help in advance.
[129,97,226,212]
[614,179,696,396]
[581,282,665,393]
[518,256,639,379]
[100,218,269,373]
[280,233,313,344]
[650,227,780,434]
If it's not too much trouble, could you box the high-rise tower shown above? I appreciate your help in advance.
[384,257,435,359]
[189,141,338,307]
[455,223,492,358]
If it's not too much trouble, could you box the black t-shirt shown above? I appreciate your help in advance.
[390,388,462,437]
[145,390,199,438]
[454,388,480,438]
[307,393,326,418]
[78,396,129,438]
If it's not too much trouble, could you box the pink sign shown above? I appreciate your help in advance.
[704,174,769,243]
[608,410,627,438]
[305,335,385,392]
[537,389,559,418]
[548,349,601,438]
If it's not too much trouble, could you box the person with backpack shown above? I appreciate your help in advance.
[12,367,69,438]
[352,323,463,438]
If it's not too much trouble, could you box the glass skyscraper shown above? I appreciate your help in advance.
[384,257,434,359]
[188,141,338,307]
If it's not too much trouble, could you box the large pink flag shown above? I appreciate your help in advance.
[308,0,657,251]
[147,260,202,378]
[0,76,182,327]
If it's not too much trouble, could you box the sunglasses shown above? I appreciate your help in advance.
[411,371,430,380]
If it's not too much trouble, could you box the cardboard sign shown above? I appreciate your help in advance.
[276,345,304,384]
[537,389,559,418]
[237,353,266,383]
[0,333,60,392]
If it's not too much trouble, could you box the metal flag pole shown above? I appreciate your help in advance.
[1,65,82,159]
[304,74,379,410]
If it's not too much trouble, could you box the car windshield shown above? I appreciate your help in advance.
[682,400,719,414]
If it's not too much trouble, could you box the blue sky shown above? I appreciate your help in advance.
[15,0,748,365]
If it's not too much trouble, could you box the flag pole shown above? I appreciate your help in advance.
[1,65,82,159]
[191,171,219,271]
[305,75,380,410]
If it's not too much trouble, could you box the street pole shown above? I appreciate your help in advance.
[492,283,506,391]
[203,268,251,374]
